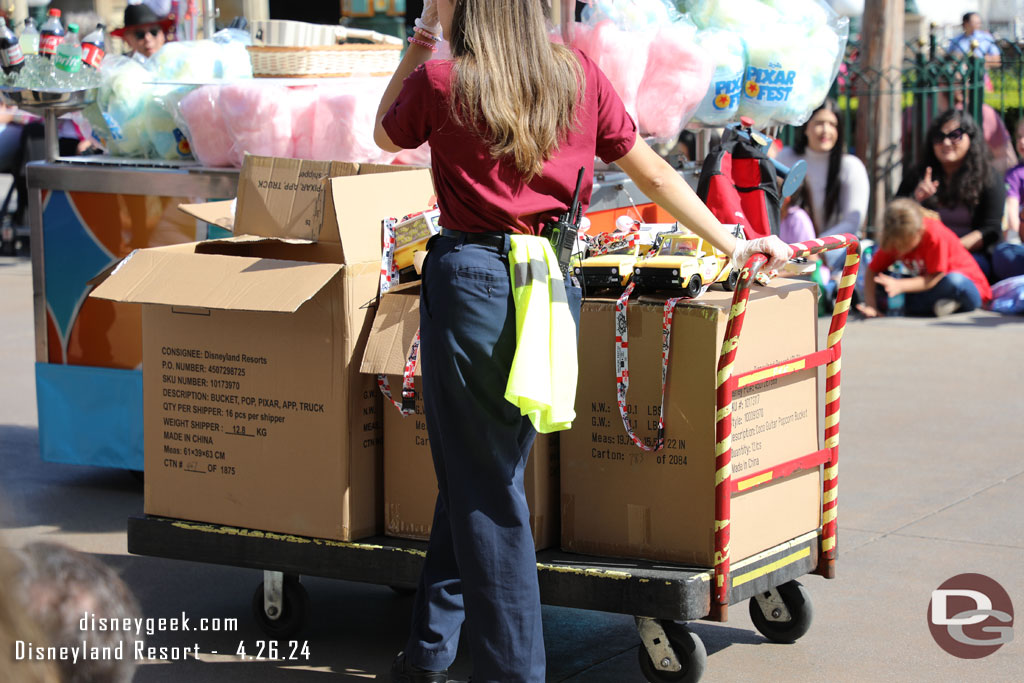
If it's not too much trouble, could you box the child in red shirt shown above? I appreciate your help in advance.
[858,198,991,317]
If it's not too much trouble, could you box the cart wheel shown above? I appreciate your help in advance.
[637,621,706,683]
[251,577,309,639]
[722,269,739,292]
[685,275,702,298]
[748,580,813,644]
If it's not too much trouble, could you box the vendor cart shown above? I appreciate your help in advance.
[27,157,238,470]
[126,236,859,682]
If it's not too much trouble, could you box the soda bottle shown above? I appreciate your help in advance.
[19,17,39,56]
[54,24,82,76]
[81,23,104,70]
[39,8,64,60]
[0,18,25,74]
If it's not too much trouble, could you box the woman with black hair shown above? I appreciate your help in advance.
[895,108,1006,280]
[777,99,870,276]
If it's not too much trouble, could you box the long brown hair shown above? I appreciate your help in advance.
[793,98,844,227]
[447,0,583,181]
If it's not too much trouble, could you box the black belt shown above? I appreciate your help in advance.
[439,228,508,248]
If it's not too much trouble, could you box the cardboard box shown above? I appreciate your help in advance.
[560,279,821,566]
[92,156,436,541]
[361,287,560,550]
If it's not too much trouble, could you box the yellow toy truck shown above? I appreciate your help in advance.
[573,232,641,291]
[573,223,677,292]
[631,225,742,296]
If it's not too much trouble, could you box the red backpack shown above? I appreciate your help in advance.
[696,120,801,240]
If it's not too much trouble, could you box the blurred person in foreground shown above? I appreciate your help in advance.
[374,1,791,681]
[11,542,142,683]
[0,544,59,683]
[112,2,173,62]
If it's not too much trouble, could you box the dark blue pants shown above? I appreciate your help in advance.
[902,271,982,315]
[992,241,1024,282]
[406,233,545,682]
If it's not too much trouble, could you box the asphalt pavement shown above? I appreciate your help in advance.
[1,252,1022,682]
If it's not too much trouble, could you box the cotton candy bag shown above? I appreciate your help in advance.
[693,28,746,125]
[95,56,153,156]
[311,78,397,164]
[573,19,649,124]
[636,18,712,141]
[176,86,233,166]
[737,2,847,127]
[147,86,195,160]
[219,82,295,165]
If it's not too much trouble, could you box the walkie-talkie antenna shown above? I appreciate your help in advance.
[569,167,585,225]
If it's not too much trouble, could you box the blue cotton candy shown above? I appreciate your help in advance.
[693,29,746,125]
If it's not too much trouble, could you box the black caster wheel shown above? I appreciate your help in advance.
[685,275,702,298]
[638,621,706,683]
[748,580,814,644]
[722,268,740,291]
[251,576,309,639]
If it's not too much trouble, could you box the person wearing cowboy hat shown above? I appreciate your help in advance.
[111,1,175,61]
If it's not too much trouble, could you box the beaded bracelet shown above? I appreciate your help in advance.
[413,27,439,42]
[414,17,441,37]
[408,35,438,52]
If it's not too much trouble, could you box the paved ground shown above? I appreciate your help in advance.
[2,252,1023,682]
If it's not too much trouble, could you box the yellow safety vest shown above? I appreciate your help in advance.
[505,235,578,433]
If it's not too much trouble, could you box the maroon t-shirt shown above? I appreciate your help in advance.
[382,48,637,235]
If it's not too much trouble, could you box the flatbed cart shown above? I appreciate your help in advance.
[126,235,860,682]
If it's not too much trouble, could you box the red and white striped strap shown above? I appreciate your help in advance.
[614,283,685,452]
[379,217,399,294]
[378,328,421,416]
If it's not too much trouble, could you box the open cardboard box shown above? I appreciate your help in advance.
[361,286,560,550]
[92,156,435,541]
[560,279,821,566]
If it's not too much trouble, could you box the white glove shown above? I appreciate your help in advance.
[416,0,442,36]
[731,235,793,272]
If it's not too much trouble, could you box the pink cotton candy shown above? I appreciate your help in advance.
[572,20,648,124]
[637,25,713,141]
[289,86,319,161]
[312,78,396,164]
[219,83,295,166]
[178,86,234,167]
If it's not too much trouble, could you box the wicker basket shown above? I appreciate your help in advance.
[247,27,404,78]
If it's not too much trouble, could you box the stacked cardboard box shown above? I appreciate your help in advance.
[361,287,560,550]
[560,280,821,566]
[93,156,435,541]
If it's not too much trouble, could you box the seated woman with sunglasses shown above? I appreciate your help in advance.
[895,109,1015,282]
[111,3,173,62]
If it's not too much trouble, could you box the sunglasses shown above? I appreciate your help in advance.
[133,27,162,40]
[931,128,966,144]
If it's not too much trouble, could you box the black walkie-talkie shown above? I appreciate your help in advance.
[542,166,585,279]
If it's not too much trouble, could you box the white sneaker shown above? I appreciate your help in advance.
[933,299,960,317]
